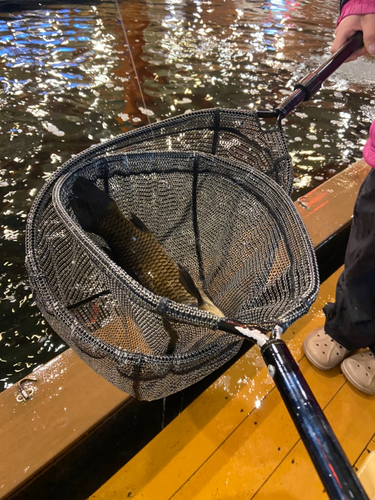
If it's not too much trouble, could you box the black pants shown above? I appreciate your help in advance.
[324,168,375,355]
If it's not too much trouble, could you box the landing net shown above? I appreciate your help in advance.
[26,109,318,400]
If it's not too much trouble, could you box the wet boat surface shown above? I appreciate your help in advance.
[1,160,374,500]
[89,264,375,500]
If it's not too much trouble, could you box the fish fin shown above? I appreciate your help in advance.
[198,293,225,317]
[178,265,224,317]
[130,213,150,233]
[101,246,114,260]
[178,264,203,305]
[163,316,179,355]
[70,177,113,232]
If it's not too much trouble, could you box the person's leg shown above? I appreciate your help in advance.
[304,169,375,378]
[324,168,375,351]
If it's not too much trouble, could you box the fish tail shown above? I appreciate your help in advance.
[199,292,225,317]
[178,264,224,317]
[70,177,114,232]
[178,264,203,304]
[163,316,179,355]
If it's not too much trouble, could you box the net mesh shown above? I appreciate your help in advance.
[26,109,318,401]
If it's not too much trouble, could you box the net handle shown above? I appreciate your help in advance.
[257,31,364,125]
[218,321,369,500]
[261,339,369,500]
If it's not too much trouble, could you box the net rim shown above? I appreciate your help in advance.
[39,300,242,369]
[26,107,291,255]
[50,149,318,329]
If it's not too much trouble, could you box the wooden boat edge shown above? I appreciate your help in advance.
[0,159,371,500]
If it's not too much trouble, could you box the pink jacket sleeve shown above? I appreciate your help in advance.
[337,0,375,25]
[363,122,375,168]
[337,0,375,167]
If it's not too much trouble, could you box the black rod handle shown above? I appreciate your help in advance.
[275,31,364,119]
[261,339,369,500]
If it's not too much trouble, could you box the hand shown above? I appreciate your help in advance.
[331,14,375,61]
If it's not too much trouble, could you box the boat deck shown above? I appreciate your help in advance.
[90,266,375,500]
[1,161,373,500]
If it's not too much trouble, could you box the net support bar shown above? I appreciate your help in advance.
[261,339,369,500]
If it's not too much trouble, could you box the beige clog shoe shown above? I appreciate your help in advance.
[341,350,375,396]
[302,326,351,370]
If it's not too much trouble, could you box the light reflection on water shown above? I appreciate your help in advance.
[1,0,374,392]
[0,0,146,391]
[137,0,374,194]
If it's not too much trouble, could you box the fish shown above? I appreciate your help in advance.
[70,177,224,318]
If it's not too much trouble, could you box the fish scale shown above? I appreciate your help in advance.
[96,203,196,305]
[69,177,224,317]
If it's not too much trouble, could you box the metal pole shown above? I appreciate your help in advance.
[261,339,369,500]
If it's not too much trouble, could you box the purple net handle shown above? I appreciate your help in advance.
[272,31,363,121]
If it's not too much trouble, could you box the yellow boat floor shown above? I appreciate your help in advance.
[90,267,375,500]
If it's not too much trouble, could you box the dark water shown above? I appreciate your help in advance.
[1,0,374,391]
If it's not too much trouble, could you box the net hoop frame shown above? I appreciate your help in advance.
[25,109,319,400]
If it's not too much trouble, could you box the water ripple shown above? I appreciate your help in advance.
[1,0,374,391]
